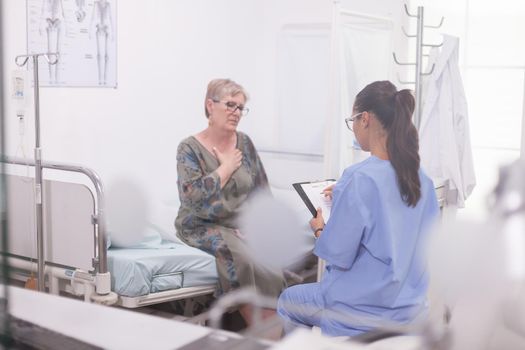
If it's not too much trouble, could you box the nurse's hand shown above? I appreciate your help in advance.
[321,184,335,200]
[310,208,325,238]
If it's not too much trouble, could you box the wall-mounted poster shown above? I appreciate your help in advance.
[26,0,117,87]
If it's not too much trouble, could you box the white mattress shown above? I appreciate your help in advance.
[108,243,218,297]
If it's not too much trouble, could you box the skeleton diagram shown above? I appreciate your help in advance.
[75,0,86,22]
[39,0,65,84]
[90,0,114,85]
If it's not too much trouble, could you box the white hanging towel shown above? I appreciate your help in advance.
[419,35,475,208]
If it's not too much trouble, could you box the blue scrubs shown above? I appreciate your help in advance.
[278,156,440,336]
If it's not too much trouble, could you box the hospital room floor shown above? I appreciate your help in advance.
[134,296,248,332]
[131,294,215,322]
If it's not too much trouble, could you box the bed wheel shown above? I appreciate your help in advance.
[91,291,119,305]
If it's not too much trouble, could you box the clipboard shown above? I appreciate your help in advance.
[292,179,336,219]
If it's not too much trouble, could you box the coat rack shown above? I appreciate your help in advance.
[392,4,444,129]
[14,52,59,292]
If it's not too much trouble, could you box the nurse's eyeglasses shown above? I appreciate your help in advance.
[345,112,363,131]
[213,99,250,116]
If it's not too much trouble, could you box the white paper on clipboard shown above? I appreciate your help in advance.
[293,179,336,221]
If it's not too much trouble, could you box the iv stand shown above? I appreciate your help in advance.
[14,52,59,292]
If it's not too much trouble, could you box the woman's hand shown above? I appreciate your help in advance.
[321,184,335,200]
[213,147,242,188]
[213,147,242,173]
[310,208,325,238]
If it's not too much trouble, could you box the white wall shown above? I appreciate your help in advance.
[2,0,406,237]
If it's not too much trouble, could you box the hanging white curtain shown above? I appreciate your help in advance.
[324,2,394,178]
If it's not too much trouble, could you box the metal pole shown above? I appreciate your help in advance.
[14,53,58,292]
[414,6,424,129]
[32,56,45,292]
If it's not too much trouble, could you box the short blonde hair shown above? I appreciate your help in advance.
[205,79,249,118]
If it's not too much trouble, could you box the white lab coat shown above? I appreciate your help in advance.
[419,35,475,209]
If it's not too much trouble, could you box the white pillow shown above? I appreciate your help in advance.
[105,179,152,247]
[147,199,183,244]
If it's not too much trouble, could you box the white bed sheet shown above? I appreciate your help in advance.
[108,242,218,297]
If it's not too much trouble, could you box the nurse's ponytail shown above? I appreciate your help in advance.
[389,89,420,207]
[354,81,421,207]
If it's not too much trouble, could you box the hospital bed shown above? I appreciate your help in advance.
[1,153,319,312]
[2,156,218,310]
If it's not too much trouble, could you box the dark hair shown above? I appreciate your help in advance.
[354,81,421,207]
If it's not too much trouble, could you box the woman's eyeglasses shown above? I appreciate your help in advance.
[213,100,250,116]
[345,112,363,131]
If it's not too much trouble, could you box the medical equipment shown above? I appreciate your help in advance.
[3,156,112,299]
[14,52,59,292]
[392,4,444,129]
[11,70,30,107]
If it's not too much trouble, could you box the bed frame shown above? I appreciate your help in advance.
[2,156,216,308]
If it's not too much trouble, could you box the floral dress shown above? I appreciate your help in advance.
[175,132,285,297]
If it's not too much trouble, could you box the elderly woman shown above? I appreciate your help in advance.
[175,78,286,325]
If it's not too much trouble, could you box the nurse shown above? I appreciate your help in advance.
[277,81,440,337]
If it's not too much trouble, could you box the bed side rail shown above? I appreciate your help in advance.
[1,156,107,275]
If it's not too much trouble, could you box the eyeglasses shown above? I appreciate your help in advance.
[213,99,250,116]
[345,112,363,131]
